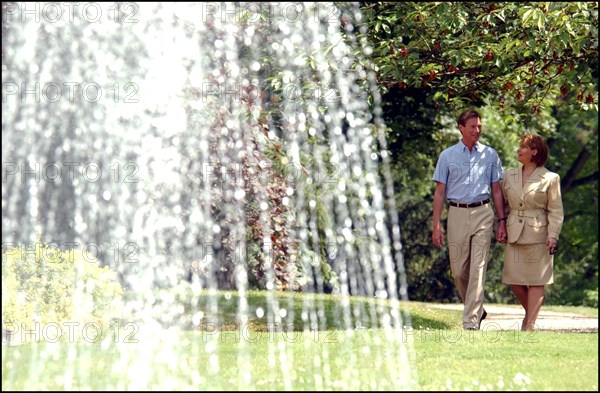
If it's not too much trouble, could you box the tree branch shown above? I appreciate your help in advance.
[570,172,599,188]
[561,146,592,193]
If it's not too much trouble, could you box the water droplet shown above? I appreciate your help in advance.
[234,189,245,200]
[256,308,264,318]
[192,311,204,326]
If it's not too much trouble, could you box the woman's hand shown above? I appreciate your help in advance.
[547,237,558,255]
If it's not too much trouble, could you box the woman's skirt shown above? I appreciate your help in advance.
[502,242,554,285]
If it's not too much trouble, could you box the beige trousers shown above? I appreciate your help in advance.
[447,203,494,329]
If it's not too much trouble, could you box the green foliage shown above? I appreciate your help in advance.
[2,239,123,331]
[584,287,598,308]
[243,142,303,291]
[360,2,598,114]
[534,104,597,306]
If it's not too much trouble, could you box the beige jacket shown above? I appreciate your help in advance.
[502,166,564,244]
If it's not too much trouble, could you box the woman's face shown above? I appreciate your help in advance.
[517,142,537,166]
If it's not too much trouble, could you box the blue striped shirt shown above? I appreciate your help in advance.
[432,140,504,204]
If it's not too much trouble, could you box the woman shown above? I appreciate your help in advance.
[500,134,564,331]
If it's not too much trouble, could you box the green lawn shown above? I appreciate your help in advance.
[2,290,598,390]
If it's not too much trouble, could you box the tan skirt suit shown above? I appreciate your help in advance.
[501,166,564,285]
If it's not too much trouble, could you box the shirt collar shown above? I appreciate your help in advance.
[459,140,482,152]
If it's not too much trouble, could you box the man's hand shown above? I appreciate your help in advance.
[491,181,508,244]
[432,227,445,249]
[432,182,446,249]
[496,221,507,244]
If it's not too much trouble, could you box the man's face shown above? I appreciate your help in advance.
[459,117,482,146]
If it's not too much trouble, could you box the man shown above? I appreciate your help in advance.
[432,109,507,330]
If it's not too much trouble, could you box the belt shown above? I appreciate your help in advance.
[449,199,490,208]
[512,208,546,218]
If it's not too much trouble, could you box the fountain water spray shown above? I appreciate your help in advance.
[2,2,416,389]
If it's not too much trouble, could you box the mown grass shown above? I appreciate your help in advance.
[2,290,597,390]
[413,329,598,390]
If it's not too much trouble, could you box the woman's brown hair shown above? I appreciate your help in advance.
[521,134,548,167]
